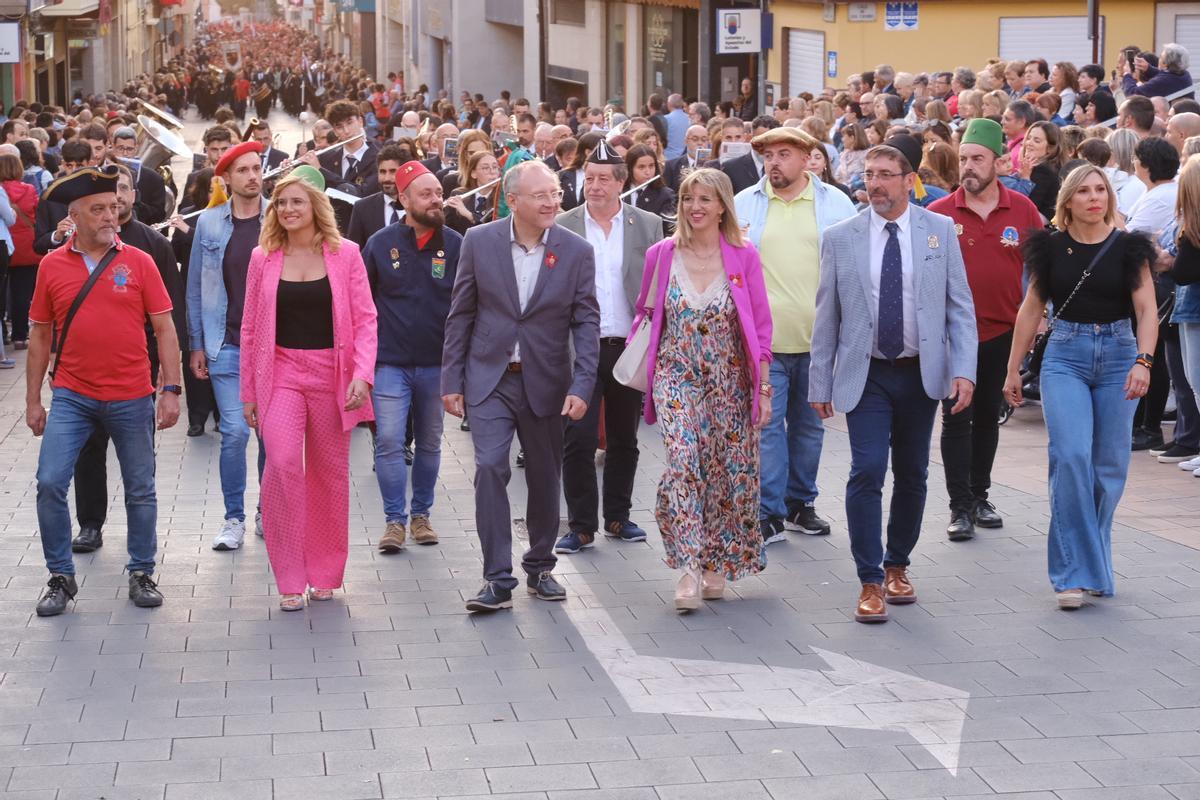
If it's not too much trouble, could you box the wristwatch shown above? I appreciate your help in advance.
[160,384,182,395]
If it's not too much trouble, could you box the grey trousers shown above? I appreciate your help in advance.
[469,371,562,590]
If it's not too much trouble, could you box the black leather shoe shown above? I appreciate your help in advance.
[460,417,471,432]
[128,572,164,608]
[71,526,103,553]
[36,574,78,617]
[527,571,567,601]
[973,499,1003,529]
[946,510,975,542]
[465,581,513,612]
[403,445,414,466]
[186,424,205,437]
[515,449,525,468]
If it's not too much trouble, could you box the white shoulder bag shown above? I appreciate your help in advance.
[612,248,665,392]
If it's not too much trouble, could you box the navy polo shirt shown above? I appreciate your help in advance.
[362,221,463,368]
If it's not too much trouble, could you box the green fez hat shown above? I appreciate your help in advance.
[961,118,1004,156]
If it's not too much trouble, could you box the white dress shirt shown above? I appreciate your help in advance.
[1125,180,1178,236]
[867,206,919,358]
[341,140,369,179]
[572,169,585,202]
[509,219,549,362]
[385,196,403,226]
[583,203,631,338]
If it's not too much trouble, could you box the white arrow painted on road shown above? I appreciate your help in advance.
[507,519,970,774]
[554,584,970,774]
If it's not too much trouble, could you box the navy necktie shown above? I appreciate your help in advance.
[878,221,904,359]
[344,156,358,180]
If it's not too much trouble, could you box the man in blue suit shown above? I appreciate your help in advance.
[809,144,977,624]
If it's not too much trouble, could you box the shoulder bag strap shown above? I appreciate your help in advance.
[643,246,664,316]
[49,247,121,380]
[1047,230,1120,329]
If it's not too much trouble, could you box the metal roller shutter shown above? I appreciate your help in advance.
[1174,15,1200,59]
[998,16,1104,68]
[786,29,824,96]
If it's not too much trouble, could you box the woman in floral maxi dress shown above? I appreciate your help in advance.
[630,168,774,611]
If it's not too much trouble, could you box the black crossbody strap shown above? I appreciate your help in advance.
[50,247,121,381]
[1048,230,1120,329]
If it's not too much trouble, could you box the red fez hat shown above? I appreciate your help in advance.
[394,160,431,195]
[214,141,264,178]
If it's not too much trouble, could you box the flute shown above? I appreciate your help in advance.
[619,176,659,200]
[454,176,502,201]
[263,136,359,180]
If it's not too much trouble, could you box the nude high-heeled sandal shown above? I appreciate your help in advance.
[675,568,701,611]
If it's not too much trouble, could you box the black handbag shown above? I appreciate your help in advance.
[1027,230,1120,378]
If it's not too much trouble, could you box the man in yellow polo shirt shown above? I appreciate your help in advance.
[734,128,856,544]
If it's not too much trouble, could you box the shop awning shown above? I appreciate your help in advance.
[38,0,100,17]
[622,0,700,9]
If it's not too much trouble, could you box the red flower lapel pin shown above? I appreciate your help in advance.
[730,273,744,289]
[545,252,558,269]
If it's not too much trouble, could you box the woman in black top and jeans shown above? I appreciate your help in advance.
[1005,165,1158,610]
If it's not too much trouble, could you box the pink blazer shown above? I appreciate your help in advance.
[240,239,378,431]
[630,235,773,425]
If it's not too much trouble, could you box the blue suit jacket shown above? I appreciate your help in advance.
[809,204,977,412]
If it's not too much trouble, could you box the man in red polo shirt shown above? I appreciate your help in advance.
[25,165,182,617]
[929,119,1043,542]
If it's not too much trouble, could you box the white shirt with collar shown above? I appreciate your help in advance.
[341,140,369,178]
[867,206,919,358]
[751,149,764,177]
[509,219,549,362]
[384,194,403,227]
[583,202,630,338]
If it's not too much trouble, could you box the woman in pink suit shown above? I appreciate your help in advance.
[630,168,774,612]
[240,167,378,611]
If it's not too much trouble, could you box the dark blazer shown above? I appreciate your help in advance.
[346,191,401,248]
[135,165,169,225]
[441,219,600,417]
[33,196,69,255]
[543,154,561,173]
[444,188,499,237]
[559,169,584,212]
[419,155,442,174]
[118,217,186,345]
[631,183,677,220]
[721,151,761,195]
[318,140,381,197]
[261,146,287,171]
[663,155,695,192]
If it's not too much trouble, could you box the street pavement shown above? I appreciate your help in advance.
[1,107,1199,799]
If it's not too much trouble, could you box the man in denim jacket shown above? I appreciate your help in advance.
[186,141,269,552]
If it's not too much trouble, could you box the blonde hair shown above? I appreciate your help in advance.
[456,129,491,173]
[673,167,744,249]
[1177,154,1200,248]
[1184,135,1200,159]
[1053,164,1116,231]
[259,173,342,254]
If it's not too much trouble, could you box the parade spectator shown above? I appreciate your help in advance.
[1006,166,1157,608]
[1050,62,1080,118]
[1003,99,1037,170]
[1119,96,1157,138]
[1126,137,1180,236]
[1,150,38,352]
[1019,121,1066,221]
[240,167,377,610]
[663,94,690,159]
[1122,43,1194,99]
[1170,155,1200,477]
[632,168,772,609]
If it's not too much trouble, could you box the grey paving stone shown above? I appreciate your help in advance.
[8,763,118,790]
[114,757,220,786]
[274,774,384,800]
[975,761,1101,793]
[762,774,885,800]
[694,751,808,781]
[999,734,1123,763]
[378,768,490,797]
[654,779,772,800]
[589,757,703,789]
[866,767,993,798]
[68,738,172,763]
[1081,757,1200,786]
[163,779,272,800]
[218,752,327,780]
[485,764,598,793]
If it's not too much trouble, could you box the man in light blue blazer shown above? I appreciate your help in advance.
[809,144,977,624]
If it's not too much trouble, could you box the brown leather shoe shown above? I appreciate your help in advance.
[411,516,438,545]
[378,522,406,553]
[884,566,917,605]
[855,583,888,623]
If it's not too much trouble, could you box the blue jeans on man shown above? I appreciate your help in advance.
[760,352,826,529]
[844,360,939,585]
[373,365,444,523]
[37,388,158,576]
[208,343,259,521]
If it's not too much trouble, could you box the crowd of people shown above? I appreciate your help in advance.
[2,21,1195,622]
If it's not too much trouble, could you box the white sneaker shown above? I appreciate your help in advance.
[212,519,246,551]
[1194,466,1200,478]
[255,510,264,537]
[1179,456,1200,471]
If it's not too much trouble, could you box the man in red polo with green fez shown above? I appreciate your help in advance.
[929,118,1042,542]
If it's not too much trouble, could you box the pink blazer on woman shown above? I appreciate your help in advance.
[240,239,378,431]
[630,234,773,425]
